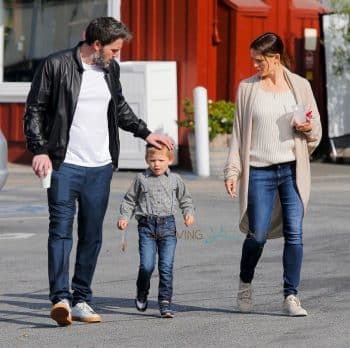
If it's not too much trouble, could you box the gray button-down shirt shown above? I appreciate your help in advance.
[119,168,194,221]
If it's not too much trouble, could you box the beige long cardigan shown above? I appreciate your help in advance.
[224,67,322,239]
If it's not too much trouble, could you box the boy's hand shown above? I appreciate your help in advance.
[184,215,194,226]
[117,219,128,230]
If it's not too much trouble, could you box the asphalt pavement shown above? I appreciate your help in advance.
[0,162,349,348]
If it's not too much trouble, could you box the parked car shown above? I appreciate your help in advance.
[0,130,9,190]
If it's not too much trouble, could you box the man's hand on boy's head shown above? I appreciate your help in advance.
[184,215,194,226]
[117,219,128,230]
[145,133,174,150]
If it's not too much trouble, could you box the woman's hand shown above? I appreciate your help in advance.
[294,109,313,133]
[224,179,238,198]
[294,119,312,133]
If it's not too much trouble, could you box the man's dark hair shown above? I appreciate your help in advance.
[85,17,132,45]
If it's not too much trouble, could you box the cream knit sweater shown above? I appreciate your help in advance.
[250,89,296,166]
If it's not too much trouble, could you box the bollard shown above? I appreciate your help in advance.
[193,86,210,176]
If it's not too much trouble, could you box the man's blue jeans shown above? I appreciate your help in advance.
[136,215,177,303]
[47,163,113,305]
[240,161,304,297]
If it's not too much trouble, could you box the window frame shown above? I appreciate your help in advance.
[0,0,120,102]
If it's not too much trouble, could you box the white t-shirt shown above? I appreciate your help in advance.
[64,62,112,167]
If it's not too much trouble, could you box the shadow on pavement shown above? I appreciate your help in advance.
[1,291,288,328]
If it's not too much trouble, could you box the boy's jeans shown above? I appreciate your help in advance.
[136,215,177,303]
[240,161,304,297]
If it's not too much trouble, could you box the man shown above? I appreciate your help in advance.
[23,17,173,326]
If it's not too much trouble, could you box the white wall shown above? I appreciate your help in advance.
[323,13,350,138]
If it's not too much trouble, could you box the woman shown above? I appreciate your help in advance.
[224,32,322,316]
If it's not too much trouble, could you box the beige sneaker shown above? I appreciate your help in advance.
[283,295,308,317]
[71,302,101,323]
[237,280,253,312]
[50,299,72,326]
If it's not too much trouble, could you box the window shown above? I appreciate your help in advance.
[3,0,108,82]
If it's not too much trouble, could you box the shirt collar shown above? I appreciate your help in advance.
[145,168,170,177]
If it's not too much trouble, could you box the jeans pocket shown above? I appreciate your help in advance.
[48,170,70,203]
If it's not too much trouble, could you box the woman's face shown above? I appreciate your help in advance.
[250,48,279,77]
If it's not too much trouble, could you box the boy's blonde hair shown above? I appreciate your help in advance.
[145,144,174,161]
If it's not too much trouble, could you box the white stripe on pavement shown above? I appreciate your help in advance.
[0,233,36,240]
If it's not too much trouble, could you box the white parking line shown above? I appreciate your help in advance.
[0,216,48,221]
[0,233,36,240]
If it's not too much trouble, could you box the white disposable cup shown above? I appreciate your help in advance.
[292,104,306,124]
[40,170,52,189]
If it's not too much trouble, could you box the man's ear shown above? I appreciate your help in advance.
[92,40,102,51]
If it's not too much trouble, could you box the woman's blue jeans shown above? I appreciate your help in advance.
[240,161,304,297]
[47,163,113,305]
[136,215,177,304]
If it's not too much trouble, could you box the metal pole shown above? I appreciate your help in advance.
[193,86,210,176]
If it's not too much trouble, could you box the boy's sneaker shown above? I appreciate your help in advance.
[135,297,148,312]
[159,300,174,318]
[283,295,308,317]
[50,299,72,326]
[237,280,253,312]
[71,302,101,323]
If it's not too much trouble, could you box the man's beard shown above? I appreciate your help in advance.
[92,49,110,69]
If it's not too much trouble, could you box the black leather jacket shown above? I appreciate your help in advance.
[23,42,151,170]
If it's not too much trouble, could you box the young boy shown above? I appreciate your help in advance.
[117,144,195,318]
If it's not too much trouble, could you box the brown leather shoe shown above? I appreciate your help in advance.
[50,299,72,326]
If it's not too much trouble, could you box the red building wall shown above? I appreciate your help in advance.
[121,0,328,166]
[218,0,327,101]
[121,0,220,166]
[217,0,270,100]
[0,103,31,163]
[1,0,329,165]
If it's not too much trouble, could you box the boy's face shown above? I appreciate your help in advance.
[146,152,173,176]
